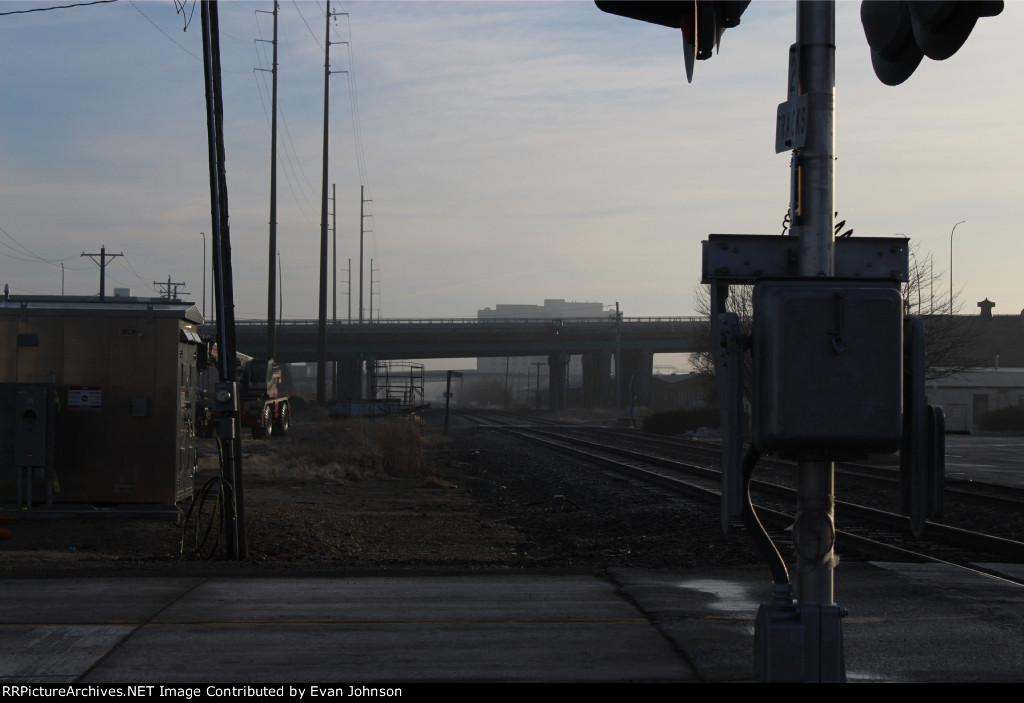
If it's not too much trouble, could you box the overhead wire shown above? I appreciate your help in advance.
[251,42,319,228]
[114,255,161,294]
[0,224,77,267]
[332,7,380,284]
[291,0,323,52]
[131,0,202,62]
[0,0,116,16]
[254,6,328,226]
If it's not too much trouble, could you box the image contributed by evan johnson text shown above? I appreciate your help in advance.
[1,686,406,699]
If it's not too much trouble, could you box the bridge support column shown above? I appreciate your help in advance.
[582,352,612,408]
[547,353,569,412]
[336,355,362,401]
[621,349,653,411]
[364,356,376,401]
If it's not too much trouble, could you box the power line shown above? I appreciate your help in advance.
[0,0,117,16]
[0,224,81,267]
[291,0,322,52]
[252,54,318,226]
[129,0,201,61]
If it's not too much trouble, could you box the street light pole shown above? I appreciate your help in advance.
[949,220,965,314]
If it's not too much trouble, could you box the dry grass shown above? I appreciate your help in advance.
[241,413,432,483]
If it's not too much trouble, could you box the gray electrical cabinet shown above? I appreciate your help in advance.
[0,383,58,505]
[14,384,53,467]
[753,279,903,458]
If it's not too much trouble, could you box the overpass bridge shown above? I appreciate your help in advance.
[204,316,707,409]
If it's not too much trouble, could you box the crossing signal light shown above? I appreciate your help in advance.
[861,1,1003,86]
[596,1,751,82]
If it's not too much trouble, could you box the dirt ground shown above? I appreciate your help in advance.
[0,407,761,576]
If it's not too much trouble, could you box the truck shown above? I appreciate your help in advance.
[196,346,290,439]
[238,355,290,438]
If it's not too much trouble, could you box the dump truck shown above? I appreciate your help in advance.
[196,346,290,439]
[238,355,290,438]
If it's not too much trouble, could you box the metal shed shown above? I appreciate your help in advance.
[0,297,203,506]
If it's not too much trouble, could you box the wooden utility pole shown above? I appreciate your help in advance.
[200,0,245,560]
[80,245,123,301]
[153,276,188,301]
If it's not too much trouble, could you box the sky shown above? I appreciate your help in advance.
[1,0,1022,329]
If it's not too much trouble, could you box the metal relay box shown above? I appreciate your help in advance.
[753,279,903,458]
[0,297,203,505]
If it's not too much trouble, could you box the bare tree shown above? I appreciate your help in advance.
[902,243,983,380]
[690,283,752,377]
[689,283,754,406]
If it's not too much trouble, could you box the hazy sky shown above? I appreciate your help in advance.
[2,0,1021,324]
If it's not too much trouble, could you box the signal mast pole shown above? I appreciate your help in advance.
[789,1,842,681]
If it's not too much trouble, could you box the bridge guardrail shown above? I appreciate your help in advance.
[224,316,705,327]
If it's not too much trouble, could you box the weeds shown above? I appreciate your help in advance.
[242,414,433,482]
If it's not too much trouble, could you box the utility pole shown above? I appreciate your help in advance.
[80,245,123,301]
[331,183,338,322]
[358,186,371,322]
[153,276,188,301]
[200,0,245,560]
[331,182,338,400]
[316,5,349,404]
[317,1,332,404]
[256,1,279,361]
[369,258,380,321]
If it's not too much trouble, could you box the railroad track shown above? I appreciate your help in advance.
[455,409,1024,583]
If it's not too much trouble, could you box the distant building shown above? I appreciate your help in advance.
[476,299,608,379]
[929,368,1024,433]
[925,297,1024,432]
[650,372,714,411]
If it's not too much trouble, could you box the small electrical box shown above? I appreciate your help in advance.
[753,279,903,458]
[14,385,53,468]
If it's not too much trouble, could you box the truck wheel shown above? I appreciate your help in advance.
[274,403,290,437]
[262,405,274,439]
